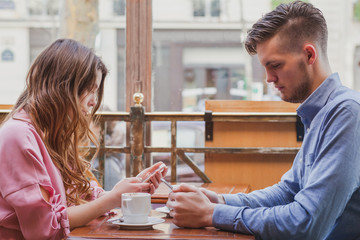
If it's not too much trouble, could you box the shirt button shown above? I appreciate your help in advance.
[299,158,302,163]
[307,128,310,133]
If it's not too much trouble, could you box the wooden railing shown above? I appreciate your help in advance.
[0,108,300,187]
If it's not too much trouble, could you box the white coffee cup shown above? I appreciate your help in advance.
[121,192,151,224]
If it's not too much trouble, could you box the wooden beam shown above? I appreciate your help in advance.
[177,150,212,183]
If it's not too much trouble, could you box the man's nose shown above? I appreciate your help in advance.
[265,71,277,83]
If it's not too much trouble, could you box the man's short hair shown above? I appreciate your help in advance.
[245,1,328,56]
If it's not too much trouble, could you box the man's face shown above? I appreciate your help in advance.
[256,35,313,103]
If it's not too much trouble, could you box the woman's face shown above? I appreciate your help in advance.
[80,69,102,116]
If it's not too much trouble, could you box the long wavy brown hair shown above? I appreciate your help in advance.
[7,39,108,205]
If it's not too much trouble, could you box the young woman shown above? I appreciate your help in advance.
[0,39,166,239]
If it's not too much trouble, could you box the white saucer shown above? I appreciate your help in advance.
[109,217,165,230]
[155,206,171,214]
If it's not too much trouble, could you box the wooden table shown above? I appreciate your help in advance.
[151,182,251,204]
[67,183,254,239]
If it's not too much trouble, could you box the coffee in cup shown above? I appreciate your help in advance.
[121,192,151,224]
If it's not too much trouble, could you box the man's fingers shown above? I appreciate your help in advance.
[168,191,175,201]
[169,209,175,218]
[173,183,199,193]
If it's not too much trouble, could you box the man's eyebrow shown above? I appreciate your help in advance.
[265,60,277,67]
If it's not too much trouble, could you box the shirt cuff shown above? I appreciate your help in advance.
[89,180,105,200]
[212,203,253,234]
[49,192,70,236]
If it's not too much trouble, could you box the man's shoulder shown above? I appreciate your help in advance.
[329,87,360,108]
[319,88,360,123]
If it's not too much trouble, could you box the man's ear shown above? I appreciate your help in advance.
[304,44,317,65]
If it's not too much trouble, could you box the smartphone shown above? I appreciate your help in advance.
[141,163,166,183]
[160,178,173,190]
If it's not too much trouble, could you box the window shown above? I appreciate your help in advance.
[1,49,14,62]
[210,0,220,17]
[28,0,42,15]
[0,0,14,9]
[181,66,247,111]
[46,0,59,15]
[193,0,205,17]
[114,0,125,16]
[193,0,221,18]
[28,0,59,16]
[0,0,359,110]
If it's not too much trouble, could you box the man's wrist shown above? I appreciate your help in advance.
[218,194,225,204]
[204,202,217,226]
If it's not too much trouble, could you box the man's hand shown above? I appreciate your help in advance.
[166,183,216,228]
[199,187,225,204]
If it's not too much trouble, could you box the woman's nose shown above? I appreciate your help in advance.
[89,94,97,107]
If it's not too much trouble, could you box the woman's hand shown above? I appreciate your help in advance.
[113,177,151,194]
[67,163,168,229]
[67,177,150,229]
[108,177,151,207]
[136,162,168,193]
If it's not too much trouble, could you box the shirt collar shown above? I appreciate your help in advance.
[297,72,342,127]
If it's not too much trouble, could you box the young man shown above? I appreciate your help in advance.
[167,1,360,239]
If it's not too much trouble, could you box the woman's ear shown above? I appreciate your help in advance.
[304,44,317,65]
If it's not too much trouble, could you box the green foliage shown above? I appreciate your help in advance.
[271,0,309,10]
[354,0,360,21]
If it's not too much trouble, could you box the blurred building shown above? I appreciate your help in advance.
[0,0,360,111]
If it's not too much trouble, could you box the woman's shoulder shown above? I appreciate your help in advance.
[0,115,39,150]
[0,114,54,196]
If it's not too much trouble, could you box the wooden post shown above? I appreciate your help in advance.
[126,0,152,175]
[130,105,145,177]
[97,119,106,186]
[126,0,152,111]
[170,120,177,181]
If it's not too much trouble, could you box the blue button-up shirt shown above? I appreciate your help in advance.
[213,73,360,240]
